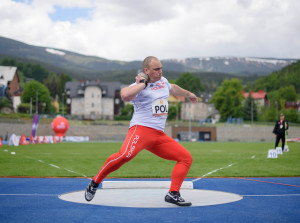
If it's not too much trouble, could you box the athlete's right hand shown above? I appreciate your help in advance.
[135,73,148,84]
[135,73,148,89]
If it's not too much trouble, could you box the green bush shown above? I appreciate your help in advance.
[167,103,180,120]
[115,104,134,120]
[0,97,11,110]
[17,103,30,113]
[281,108,299,123]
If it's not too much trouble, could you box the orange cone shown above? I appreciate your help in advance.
[23,135,28,145]
[19,135,28,145]
[36,136,41,144]
[29,136,35,144]
[43,136,48,144]
[0,136,2,147]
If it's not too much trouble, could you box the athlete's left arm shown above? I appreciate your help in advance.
[170,84,198,103]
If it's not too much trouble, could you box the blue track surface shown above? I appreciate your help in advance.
[0,177,299,223]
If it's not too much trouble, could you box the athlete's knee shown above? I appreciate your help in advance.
[181,153,193,168]
[114,153,131,165]
[108,151,132,167]
[187,154,193,166]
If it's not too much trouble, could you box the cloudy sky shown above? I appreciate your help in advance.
[0,0,299,61]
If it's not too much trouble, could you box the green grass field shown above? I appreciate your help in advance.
[0,142,299,178]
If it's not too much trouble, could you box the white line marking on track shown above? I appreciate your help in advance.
[192,163,235,183]
[243,194,300,197]
[0,194,58,196]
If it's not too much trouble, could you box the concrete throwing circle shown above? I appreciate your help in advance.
[59,189,243,208]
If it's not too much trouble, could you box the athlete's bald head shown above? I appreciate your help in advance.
[143,56,159,70]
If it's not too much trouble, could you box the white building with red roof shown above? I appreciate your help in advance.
[242,90,269,107]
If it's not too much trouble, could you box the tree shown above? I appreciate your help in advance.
[43,73,72,101]
[167,103,181,120]
[0,58,17,66]
[44,73,60,99]
[0,58,50,83]
[277,85,297,102]
[21,81,53,113]
[283,108,299,123]
[264,103,277,122]
[23,63,49,83]
[254,60,300,94]
[59,74,72,94]
[243,93,258,121]
[0,97,11,110]
[115,104,134,120]
[211,78,244,120]
[175,72,204,95]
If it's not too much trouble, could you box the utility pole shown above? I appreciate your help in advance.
[62,92,65,116]
[30,97,32,115]
[35,89,39,114]
[176,103,178,124]
[275,101,278,120]
[251,99,253,125]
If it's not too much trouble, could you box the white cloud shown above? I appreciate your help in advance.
[0,0,299,61]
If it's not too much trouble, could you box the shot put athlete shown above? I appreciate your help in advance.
[85,56,198,206]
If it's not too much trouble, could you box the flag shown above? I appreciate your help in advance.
[31,115,40,137]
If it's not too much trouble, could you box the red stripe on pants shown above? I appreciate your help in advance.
[93,125,193,192]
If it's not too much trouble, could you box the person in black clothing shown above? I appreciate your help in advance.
[272,113,289,151]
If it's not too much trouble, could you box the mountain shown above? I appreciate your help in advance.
[254,60,300,94]
[0,36,297,80]
[0,36,140,79]
[163,57,297,75]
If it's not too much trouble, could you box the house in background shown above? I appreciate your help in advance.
[285,101,300,113]
[170,91,219,123]
[65,80,121,120]
[0,66,22,112]
[242,90,269,109]
[181,99,219,122]
[180,92,219,122]
[200,92,213,103]
[168,94,185,103]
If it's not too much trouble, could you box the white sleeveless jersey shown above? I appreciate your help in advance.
[129,77,172,132]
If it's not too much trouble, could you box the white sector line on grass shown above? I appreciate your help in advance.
[49,164,60,169]
[192,155,258,183]
[25,156,89,178]
[192,163,235,183]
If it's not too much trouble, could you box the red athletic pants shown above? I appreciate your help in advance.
[93,125,193,192]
